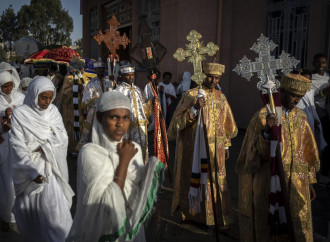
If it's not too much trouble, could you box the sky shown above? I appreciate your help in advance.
[0,0,82,44]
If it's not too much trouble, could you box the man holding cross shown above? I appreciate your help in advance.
[167,62,238,236]
[236,74,319,241]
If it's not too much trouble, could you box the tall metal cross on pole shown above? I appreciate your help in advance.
[173,30,219,86]
[233,34,299,94]
[93,15,130,62]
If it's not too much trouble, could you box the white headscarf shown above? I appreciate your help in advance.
[91,91,131,149]
[0,71,25,117]
[0,62,21,90]
[24,76,56,116]
[177,71,192,94]
[19,77,33,94]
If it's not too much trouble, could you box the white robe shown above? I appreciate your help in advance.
[10,77,74,242]
[297,90,327,151]
[67,111,164,242]
[0,90,25,223]
[311,72,330,117]
[158,82,176,120]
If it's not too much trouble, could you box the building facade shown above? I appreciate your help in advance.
[80,0,330,128]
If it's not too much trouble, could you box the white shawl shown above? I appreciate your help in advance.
[0,71,25,119]
[67,95,164,242]
[10,76,74,204]
[297,90,327,151]
[0,62,21,90]
[0,72,24,223]
[311,72,329,111]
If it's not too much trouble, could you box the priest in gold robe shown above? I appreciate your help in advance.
[167,63,238,232]
[236,74,320,242]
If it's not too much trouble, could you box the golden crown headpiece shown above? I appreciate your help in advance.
[202,62,225,76]
[280,73,311,96]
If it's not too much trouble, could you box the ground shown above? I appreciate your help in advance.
[1,130,329,242]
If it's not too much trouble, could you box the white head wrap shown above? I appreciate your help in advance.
[0,62,21,89]
[177,71,192,95]
[96,91,131,112]
[92,91,131,147]
[0,71,15,87]
[24,76,56,116]
[0,71,15,102]
[20,77,33,88]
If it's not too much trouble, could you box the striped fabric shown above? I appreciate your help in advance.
[261,92,289,235]
[73,73,84,141]
[189,90,208,214]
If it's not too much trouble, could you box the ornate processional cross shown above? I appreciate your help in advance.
[173,30,219,86]
[233,34,299,94]
[93,15,131,61]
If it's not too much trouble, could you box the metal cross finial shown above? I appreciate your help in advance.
[173,30,219,86]
[233,34,299,93]
[93,15,131,61]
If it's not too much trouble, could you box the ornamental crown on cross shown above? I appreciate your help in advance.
[233,34,299,93]
[93,15,130,61]
[173,30,219,86]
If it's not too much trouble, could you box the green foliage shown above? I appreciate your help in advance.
[0,45,6,62]
[0,5,18,48]
[17,0,73,46]
[74,38,83,56]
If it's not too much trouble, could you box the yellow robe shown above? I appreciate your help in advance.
[167,86,237,227]
[59,75,89,153]
[236,107,320,242]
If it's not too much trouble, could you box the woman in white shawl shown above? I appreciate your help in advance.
[0,71,25,231]
[19,77,33,94]
[67,91,164,242]
[0,62,21,90]
[10,76,74,241]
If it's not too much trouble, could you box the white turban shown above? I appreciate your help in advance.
[96,91,131,112]
[0,71,15,87]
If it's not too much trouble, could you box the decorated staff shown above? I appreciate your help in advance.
[134,19,169,167]
[233,34,308,241]
[93,15,130,86]
[171,30,238,241]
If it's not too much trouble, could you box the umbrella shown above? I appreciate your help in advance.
[14,37,43,58]
[25,46,81,65]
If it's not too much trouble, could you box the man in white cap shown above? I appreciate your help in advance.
[115,61,151,164]
[77,58,115,150]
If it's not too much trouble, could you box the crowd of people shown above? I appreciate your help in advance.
[0,52,329,242]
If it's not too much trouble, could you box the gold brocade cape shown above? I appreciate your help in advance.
[115,82,152,164]
[167,86,237,227]
[236,107,320,242]
[59,75,89,153]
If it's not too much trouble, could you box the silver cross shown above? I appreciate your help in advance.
[233,34,299,93]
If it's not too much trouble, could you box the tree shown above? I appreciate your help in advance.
[0,45,6,62]
[74,38,83,56]
[0,5,18,52]
[17,0,73,46]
